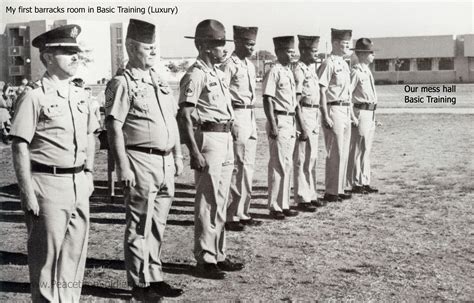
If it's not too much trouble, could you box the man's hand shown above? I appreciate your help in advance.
[191,151,207,171]
[323,116,334,129]
[22,194,39,216]
[119,168,136,187]
[352,118,359,127]
[298,129,309,141]
[86,171,94,196]
[174,157,184,176]
[269,127,279,140]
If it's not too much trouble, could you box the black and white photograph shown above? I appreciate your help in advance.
[0,0,473,301]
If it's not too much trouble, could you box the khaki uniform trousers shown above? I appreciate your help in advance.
[124,150,174,287]
[346,108,376,188]
[322,106,352,195]
[26,172,90,303]
[294,107,321,203]
[194,130,234,264]
[228,109,257,222]
[266,115,296,211]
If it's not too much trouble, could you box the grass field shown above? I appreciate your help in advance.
[0,109,473,301]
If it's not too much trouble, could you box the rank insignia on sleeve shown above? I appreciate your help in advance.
[185,79,194,97]
[105,86,114,108]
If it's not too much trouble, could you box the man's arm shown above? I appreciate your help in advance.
[319,86,333,128]
[263,96,278,139]
[295,102,308,141]
[172,120,184,176]
[179,106,206,171]
[11,138,39,215]
[106,118,135,187]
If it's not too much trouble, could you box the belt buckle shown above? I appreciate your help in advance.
[148,148,153,154]
[53,166,57,175]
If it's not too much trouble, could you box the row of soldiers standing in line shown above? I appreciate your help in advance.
[9,18,379,302]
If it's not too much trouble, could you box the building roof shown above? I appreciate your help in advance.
[368,35,455,59]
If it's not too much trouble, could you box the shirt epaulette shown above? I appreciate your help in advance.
[26,80,41,90]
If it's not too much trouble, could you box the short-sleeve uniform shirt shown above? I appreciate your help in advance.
[293,61,320,106]
[351,63,377,104]
[219,53,256,106]
[178,58,234,123]
[317,54,351,102]
[262,63,297,112]
[10,73,99,167]
[105,67,178,151]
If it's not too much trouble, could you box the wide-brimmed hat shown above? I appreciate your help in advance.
[233,25,258,41]
[127,19,156,44]
[185,19,233,42]
[351,38,378,52]
[298,35,320,49]
[32,24,82,52]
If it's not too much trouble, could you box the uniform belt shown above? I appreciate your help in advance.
[354,103,377,111]
[327,101,350,106]
[126,146,172,156]
[301,104,320,108]
[199,121,233,132]
[233,103,255,109]
[31,162,84,174]
[274,110,296,116]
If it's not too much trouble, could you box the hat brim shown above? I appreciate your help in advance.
[184,36,233,42]
[43,44,83,53]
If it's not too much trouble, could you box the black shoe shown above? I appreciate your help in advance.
[283,209,299,217]
[269,210,285,220]
[195,263,226,280]
[240,218,263,226]
[131,286,162,301]
[296,203,317,212]
[217,259,244,272]
[363,185,379,193]
[338,193,352,200]
[352,185,368,194]
[311,199,327,207]
[225,221,245,231]
[323,194,339,202]
[150,281,183,297]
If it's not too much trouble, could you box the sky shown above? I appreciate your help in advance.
[1,0,473,83]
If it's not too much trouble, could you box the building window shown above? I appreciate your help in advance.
[374,59,390,71]
[438,58,454,70]
[395,58,410,71]
[417,58,432,71]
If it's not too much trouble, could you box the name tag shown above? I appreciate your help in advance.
[209,82,218,87]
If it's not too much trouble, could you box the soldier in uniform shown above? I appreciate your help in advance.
[262,36,301,220]
[293,35,326,212]
[346,38,379,194]
[105,19,183,300]
[220,25,262,231]
[179,19,244,280]
[317,28,356,202]
[10,25,99,302]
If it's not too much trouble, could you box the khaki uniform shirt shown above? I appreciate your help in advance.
[10,73,99,167]
[262,62,297,112]
[293,61,320,106]
[317,54,351,102]
[219,53,256,106]
[178,58,234,123]
[105,66,178,151]
[351,64,377,104]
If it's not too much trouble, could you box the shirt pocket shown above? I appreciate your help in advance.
[132,98,149,116]
[40,103,68,135]
[333,69,345,86]
[205,81,222,106]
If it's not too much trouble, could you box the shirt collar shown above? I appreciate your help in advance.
[41,72,70,98]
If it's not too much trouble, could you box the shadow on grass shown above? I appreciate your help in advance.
[90,217,194,226]
[0,251,195,276]
[0,183,19,199]
[0,281,131,300]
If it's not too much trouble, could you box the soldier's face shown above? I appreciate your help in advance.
[133,42,157,69]
[47,48,79,78]
[333,39,351,56]
[357,52,375,64]
[301,47,318,63]
[235,39,256,57]
[207,40,227,64]
[276,48,295,65]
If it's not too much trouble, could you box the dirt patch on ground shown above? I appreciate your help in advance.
[0,113,473,301]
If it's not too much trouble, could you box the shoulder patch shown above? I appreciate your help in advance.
[104,84,115,108]
[184,79,194,97]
